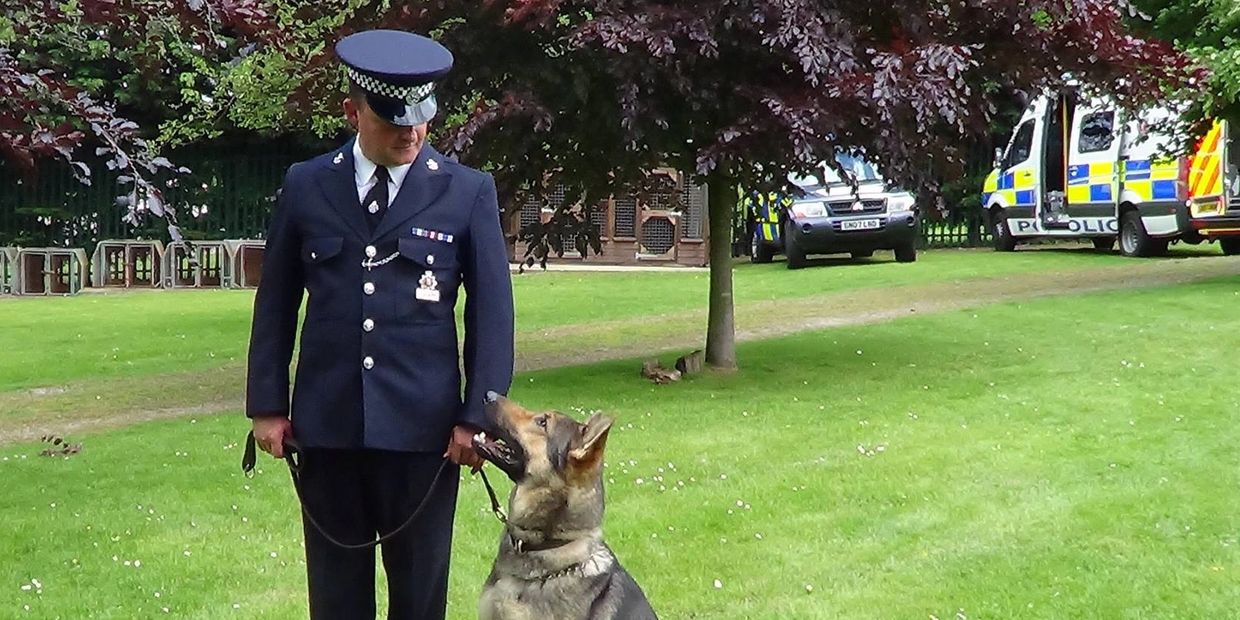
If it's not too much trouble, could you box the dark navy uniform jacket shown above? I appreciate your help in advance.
[245,139,515,452]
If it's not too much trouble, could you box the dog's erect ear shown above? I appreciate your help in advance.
[569,414,613,472]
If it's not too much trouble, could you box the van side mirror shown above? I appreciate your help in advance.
[993,147,1004,169]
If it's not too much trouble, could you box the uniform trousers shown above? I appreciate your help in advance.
[297,448,460,619]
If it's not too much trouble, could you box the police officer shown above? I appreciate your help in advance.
[245,29,514,619]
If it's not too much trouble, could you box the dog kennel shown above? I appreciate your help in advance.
[225,239,266,288]
[16,248,89,295]
[160,241,233,289]
[0,247,16,294]
[91,239,164,288]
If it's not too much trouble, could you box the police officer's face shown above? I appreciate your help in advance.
[344,97,428,167]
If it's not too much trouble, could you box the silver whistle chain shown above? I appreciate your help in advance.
[362,251,401,271]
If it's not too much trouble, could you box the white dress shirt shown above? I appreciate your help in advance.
[353,138,412,205]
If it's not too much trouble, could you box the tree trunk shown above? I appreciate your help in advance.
[704,172,737,370]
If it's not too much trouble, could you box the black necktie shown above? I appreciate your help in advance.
[362,166,390,233]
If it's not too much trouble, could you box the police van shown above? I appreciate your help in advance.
[983,92,1240,256]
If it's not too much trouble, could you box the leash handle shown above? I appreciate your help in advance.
[241,431,301,476]
[241,431,258,476]
[282,437,302,473]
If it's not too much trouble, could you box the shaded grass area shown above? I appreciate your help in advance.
[0,246,1221,393]
[2,276,1237,618]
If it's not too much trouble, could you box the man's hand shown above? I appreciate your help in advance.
[444,424,484,472]
[252,416,293,459]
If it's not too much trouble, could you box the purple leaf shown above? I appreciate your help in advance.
[147,191,166,217]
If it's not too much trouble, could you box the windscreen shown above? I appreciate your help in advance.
[789,154,883,191]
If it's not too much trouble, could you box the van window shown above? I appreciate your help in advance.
[1079,111,1115,153]
[1006,121,1034,168]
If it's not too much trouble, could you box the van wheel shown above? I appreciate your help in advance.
[992,210,1017,252]
[1222,238,1240,256]
[784,221,807,269]
[894,244,917,263]
[751,232,774,264]
[851,250,873,259]
[1092,236,1116,252]
[1119,210,1167,257]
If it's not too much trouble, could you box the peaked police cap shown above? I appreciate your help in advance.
[335,30,454,127]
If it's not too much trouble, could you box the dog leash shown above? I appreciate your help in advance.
[241,431,507,550]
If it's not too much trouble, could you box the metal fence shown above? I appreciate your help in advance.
[0,141,327,254]
[919,215,991,248]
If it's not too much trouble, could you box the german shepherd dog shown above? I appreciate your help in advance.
[473,392,658,620]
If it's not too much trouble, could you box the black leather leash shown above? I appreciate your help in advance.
[241,431,507,551]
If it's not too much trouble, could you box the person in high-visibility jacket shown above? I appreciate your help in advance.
[746,190,793,263]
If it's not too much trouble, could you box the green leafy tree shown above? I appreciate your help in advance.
[0,0,278,238]
[1133,0,1240,123]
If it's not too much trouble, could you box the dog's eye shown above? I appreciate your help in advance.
[535,416,547,429]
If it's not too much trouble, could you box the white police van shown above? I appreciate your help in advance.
[983,92,1240,256]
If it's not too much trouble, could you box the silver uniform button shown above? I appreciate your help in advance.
[363,318,375,332]
[362,356,374,370]
[365,245,377,258]
[427,254,435,265]
[310,252,317,260]
[363,282,375,295]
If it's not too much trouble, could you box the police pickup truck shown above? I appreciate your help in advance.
[748,154,919,268]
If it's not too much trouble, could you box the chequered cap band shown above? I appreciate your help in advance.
[346,67,435,103]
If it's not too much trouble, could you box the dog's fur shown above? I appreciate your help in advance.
[474,393,657,620]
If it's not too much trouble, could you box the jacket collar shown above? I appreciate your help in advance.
[352,137,413,194]
[373,142,451,240]
[314,137,452,241]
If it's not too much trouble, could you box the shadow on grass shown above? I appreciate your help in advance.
[1016,244,1224,260]
[739,254,907,271]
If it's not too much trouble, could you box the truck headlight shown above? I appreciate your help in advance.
[887,194,916,213]
[790,201,827,218]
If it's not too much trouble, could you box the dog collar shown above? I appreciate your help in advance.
[507,532,577,554]
[530,561,586,582]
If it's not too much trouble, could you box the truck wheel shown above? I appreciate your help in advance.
[850,250,873,259]
[894,243,917,263]
[1119,210,1167,257]
[1222,238,1240,256]
[992,210,1017,252]
[750,232,774,264]
[784,221,807,269]
[1092,236,1116,252]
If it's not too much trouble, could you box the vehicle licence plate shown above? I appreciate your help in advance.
[841,218,881,231]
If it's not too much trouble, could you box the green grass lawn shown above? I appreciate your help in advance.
[3,275,1237,618]
[0,245,1221,393]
